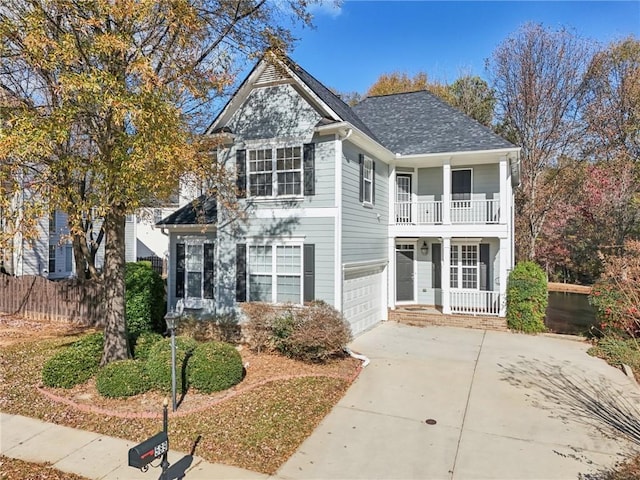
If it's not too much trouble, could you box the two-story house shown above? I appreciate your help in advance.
[158,55,520,336]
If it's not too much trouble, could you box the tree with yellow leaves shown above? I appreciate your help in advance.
[0,0,314,365]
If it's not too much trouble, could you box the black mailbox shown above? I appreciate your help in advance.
[128,431,169,469]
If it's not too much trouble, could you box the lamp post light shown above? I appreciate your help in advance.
[164,308,181,412]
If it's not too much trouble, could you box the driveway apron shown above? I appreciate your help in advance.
[276,322,639,480]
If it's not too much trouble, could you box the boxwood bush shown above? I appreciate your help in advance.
[145,336,197,394]
[126,261,166,338]
[506,261,548,333]
[189,341,244,393]
[96,359,150,398]
[42,332,104,388]
[132,331,163,361]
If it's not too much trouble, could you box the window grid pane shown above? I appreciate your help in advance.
[187,272,202,297]
[249,275,272,301]
[277,276,301,303]
[276,147,302,195]
[461,245,477,266]
[450,267,458,288]
[363,158,373,203]
[462,267,477,289]
[249,149,273,196]
[276,246,301,274]
[186,244,202,271]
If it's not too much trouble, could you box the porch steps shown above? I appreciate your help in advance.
[388,307,508,331]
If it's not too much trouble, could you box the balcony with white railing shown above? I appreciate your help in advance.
[450,290,502,316]
[394,198,500,225]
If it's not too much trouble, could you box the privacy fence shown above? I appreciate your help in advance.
[0,275,104,325]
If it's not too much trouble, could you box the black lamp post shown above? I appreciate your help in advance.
[164,308,181,412]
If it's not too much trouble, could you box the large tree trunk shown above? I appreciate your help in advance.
[100,208,129,366]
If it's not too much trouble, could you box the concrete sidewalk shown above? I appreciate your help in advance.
[0,412,267,479]
[277,323,640,480]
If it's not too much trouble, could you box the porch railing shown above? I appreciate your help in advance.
[450,290,501,316]
[394,199,500,225]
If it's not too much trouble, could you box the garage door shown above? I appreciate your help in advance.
[343,264,386,336]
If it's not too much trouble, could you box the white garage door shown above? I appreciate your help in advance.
[343,265,385,336]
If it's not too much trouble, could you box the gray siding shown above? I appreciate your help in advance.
[228,84,322,141]
[341,141,389,264]
[417,167,443,201]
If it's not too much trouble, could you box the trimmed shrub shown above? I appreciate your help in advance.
[189,341,244,393]
[126,261,166,338]
[132,331,163,361]
[42,333,104,388]
[275,302,352,362]
[145,336,197,393]
[177,314,242,344]
[506,261,548,333]
[96,359,150,398]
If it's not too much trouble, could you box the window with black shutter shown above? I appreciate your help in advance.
[203,244,215,299]
[303,244,315,302]
[175,243,185,298]
[236,244,246,302]
[303,143,315,196]
[236,149,246,198]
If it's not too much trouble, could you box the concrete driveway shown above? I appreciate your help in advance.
[277,323,640,480]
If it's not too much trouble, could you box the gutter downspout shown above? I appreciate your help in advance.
[344,347,370,367]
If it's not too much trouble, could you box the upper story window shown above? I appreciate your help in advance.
[452,169,472,202]
[237,144,315,199]
[359,154,375,206]
[247,146,302,197]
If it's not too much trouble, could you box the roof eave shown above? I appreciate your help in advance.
[395,146,521,162]
[315,121,394,162]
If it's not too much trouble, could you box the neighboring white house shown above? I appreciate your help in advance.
[158,55,521,336]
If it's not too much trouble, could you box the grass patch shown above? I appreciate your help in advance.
[0,335,356,475]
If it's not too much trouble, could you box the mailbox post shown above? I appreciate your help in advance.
[128,398,171,478]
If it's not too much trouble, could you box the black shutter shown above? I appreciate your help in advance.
[203,244,215,299]
[479,244,490,291]
[236,244,246,302]
[236,149,246,198]
[303,244,315,302]
[358,154,364,202]
[432,243,441,289]
[372,160,376,205]
[175,243,185,298]
[303,143,315,196]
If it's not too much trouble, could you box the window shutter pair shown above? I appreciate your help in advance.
[358,154,375,204]
[479,243,490,291]
[175,243,214,299]
[235,143,315,198]
[235,243,315,302]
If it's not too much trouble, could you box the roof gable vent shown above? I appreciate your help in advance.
[256,63,290,85]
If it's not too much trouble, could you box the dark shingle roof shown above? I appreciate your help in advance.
[283,58,379,142]
[156,196,217,226]
[352,90,514,155]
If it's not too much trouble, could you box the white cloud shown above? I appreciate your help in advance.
[310,0,343,18]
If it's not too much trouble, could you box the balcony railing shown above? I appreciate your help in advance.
[394,199,500,225]
[450,290,501,316]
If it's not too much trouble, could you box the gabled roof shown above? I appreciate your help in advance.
[352,90,515,155]
[156,196,217,226]
[206,54,379,142]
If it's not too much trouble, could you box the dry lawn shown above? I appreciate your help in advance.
[0,314,360,475]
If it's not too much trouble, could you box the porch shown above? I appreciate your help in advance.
[388,305,508,331]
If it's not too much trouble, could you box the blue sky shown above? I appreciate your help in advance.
[287,1,640,94]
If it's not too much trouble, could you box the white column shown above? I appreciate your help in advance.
[442,237,451,314]
[388,237,396,310]
[498,237,509,317]
[442,159,451,225]
[334,134,343,311]
[389,164,396,225]
[499,157,508,224]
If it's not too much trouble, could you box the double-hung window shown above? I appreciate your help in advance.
[248,244,302,303]
[248,146,302,197]
[175,241,215,302]
[450,244,478,290]
[363,157,373,204]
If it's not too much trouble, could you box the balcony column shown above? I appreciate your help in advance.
[442,159,451,225]
[498,237,509,317]
[388,236,396,310]
[389,163,396,225]
[499,157,508,224]
[442,237,451,314]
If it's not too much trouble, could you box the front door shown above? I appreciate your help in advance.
[396,245,414,302]
[396,174,412,223]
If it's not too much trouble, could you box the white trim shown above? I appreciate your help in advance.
[396,147,521,161]
[246,236,306,245]
[342,257,388,273]
[335,134,343,311]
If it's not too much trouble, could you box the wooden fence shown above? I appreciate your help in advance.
[0,275,104,325]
